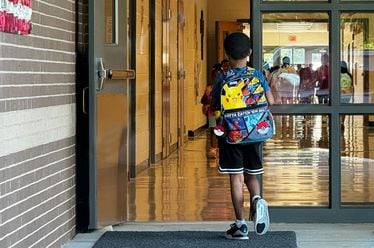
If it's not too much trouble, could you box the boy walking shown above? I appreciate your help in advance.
[211,32,274,240]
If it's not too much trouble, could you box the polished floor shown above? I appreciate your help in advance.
[127,115,374,221]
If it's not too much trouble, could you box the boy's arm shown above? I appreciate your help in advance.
[256,69,275,105]
[266,90,275,106]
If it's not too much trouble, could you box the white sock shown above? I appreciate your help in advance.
[235,219,246,227]
[252,195,261,204]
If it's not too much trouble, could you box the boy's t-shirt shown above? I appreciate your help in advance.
[211,66,270,110]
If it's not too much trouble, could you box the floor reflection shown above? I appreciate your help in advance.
[127,115,374,221]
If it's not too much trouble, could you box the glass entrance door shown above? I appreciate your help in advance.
[251,1,374,222]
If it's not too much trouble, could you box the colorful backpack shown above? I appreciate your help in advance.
[215,67,275,144]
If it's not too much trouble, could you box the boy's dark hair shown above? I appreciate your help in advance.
[223,32,251,60]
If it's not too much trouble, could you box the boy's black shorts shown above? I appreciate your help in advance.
[218,138,264,175]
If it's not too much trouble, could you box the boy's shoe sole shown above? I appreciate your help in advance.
[254,199,270,235]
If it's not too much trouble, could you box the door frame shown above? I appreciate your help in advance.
[162,0,171,159]
[251,0,374,223]
[177,0,185,147]
[149,0,156,163]
[128,0,137,178]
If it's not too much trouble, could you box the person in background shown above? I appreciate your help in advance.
[340,60,354,104]
[220,59,230,75]
[269,56,300,104]
[340,60,354,128]
[296,64,302,74]
[201,63,221,159]
[211,32,274,240]
[316,53,330,103]
[298,64,317,103]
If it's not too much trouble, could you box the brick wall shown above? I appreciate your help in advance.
[0,1,81,247]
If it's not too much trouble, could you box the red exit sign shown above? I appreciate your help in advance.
[288,35,297,42]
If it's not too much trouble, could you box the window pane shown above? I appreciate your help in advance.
[340,13,374,104]
[105,0,117,44]
[341,115,374,205]
[263,13,329,104]
[263,115,329,206]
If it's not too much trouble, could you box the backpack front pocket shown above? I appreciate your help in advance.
[224,109,274,144]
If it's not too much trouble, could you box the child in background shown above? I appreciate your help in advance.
[201,63,221,159]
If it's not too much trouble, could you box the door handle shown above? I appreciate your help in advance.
[82,87,88,114]
[165,71,172,80]
[97,58,136,91]
[108,69,136,80]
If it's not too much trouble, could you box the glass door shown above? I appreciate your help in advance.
[251,0,374,222]
[262,12,330,207]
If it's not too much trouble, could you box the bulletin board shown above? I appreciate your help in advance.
[0,0,32,35]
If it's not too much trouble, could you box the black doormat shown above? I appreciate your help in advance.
[93,231,297,248]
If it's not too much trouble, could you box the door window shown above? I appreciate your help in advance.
[104,0,117,44]
[340,13,374,104]
[263,13,329,105]
[263,115,330,206]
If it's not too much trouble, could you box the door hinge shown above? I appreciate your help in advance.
[163,8,171,21]
[178,13,185,26]
[177,70,186,80]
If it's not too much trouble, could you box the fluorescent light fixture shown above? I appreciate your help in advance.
[277,22,313,31]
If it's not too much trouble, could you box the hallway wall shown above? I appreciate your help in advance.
[135,0,151,164]
[136,0,208,167]
[135,0,248,167]
[0,1,77,247]
[184,1,209,135]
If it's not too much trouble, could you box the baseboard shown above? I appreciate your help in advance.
[188,125,207,138]
[135,159,149,176]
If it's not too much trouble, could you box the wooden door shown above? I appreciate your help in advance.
[216,21,244,62]
[162,0,171,158]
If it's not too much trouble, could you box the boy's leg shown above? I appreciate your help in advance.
[244,174,260,199]
[230,174,245,220]
[218,142,248,239]
[225,173,248,240]
[244,174,270,235]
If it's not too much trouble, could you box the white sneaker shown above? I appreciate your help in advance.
[253,198,270,235]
